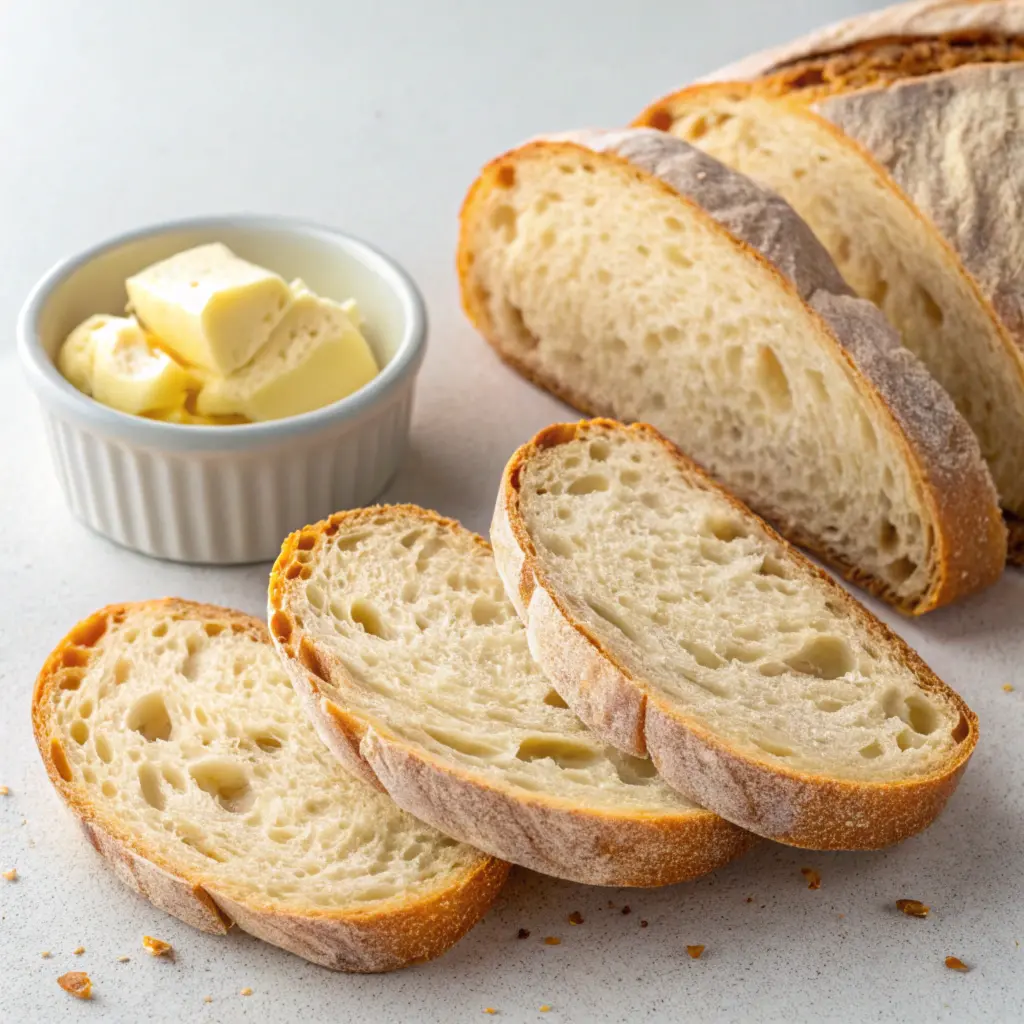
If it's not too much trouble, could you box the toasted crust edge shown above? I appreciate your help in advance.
[33,598,509,973]
[493,419,979,850]
[457,138,1006,614]
[269,506,757,888]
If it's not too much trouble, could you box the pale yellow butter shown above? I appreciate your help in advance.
[125,243,292,374]
[196,285,380,422]
[57,315,194,415]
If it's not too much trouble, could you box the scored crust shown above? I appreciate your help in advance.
[701,0,1024,88]
[33,598,509,973]
[269,506,757,888]
[457,134,1006,613]
[493,419,980,849]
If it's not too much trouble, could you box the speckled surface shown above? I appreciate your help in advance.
[2,1,1023,1021]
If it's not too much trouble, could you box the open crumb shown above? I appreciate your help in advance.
[543,937,561,946]
[517,928,530,939]
[945,956,969,972]
[73,946,85,955]
[3,868,17,882]
[240,987,253,996]
[801,867,821,890]
[58,972,92,1000]
[142,935,173,957]
[568,911,584,925]
[687,945,706,960]
[896,899,930,918]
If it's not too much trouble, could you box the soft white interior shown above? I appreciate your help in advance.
[517,424,967,781]
[464,146,933,603]
[666,92,1024,514]
[286,510,699,814]
[46,606,479,911]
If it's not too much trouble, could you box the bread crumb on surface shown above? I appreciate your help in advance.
[517,928,530,939]
[203,995,213,1003]
[240,987,253,996]
[945,956,970,972]
[73,946,85,955]
[568,911,584,925]
[483,1009,497,1015]
[142,935,173,957]
[117,956,130,963]
[745,896,753,903]
[3,868,17,882]
[801,867,821,890]
[687,945,706,960]
[58,971,92,1000]
[621,905,631,915]
[543,937,561,946]
[0,785,9,795]
[640,920,649,928]
[41,951,51,959]
[896,899,930,918]
[1004,684,1014,693]
[539,1005,552,1013]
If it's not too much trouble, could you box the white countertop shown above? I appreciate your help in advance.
[2,1,1022,1021]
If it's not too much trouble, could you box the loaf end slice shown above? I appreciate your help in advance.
[33,599,507,972]
[269,505,756,887]
[458,129,1005,612]
[494,419,978,849]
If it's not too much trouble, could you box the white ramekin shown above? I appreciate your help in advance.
[18,216,427,564]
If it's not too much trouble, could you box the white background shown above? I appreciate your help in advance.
[2,2,1022,1021]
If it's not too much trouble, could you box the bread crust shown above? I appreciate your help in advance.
[494,419,980,850]
[33,598,509,973]
[269,506,757,888]
[457,134,1006,613]
[701,0,1024,85]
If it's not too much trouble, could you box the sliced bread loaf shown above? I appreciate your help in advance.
[634,84,1024,531]
[458,129,1006,613]
[493,419,978,849]
[33,599,507,972]
[269,505,755,887]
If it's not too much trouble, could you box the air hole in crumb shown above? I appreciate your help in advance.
[589,439,610,461]
[886,557,917,585]
[804,368,827,403]
[59,670,84,691]
[249,729,284,753]
[127,693,172,742]
[490,204,518,242]
[540,531,574,558]
[350,599,387,639]
[754,737,793,758]
[859,741,883,759]
[784,636,854,680]
[816,698,845,713]
[101,780,117,798]
[706,515,748,542]
[51,739,72,781]
[586,599,639,643]
[79,699,93,719]
[496,164,516,188]
[665,245,693,268]
[70,720,88,745]
[162,766,186,791]
[879,520,899,553]
[680,640,724,670]
[62,646,89,668]
[114,658,131,685]
[614,754,658,786]
[951,714,970,743]
[138,762,165,811]
[151,622,168,638]
[516,736,600,770]
[755,346,792,411]
[896,728,922,751]
[916,285,944,326]
[543,689,569,709]
[568,474,609,496]
[95,735,113,763]
[189,759,254,814]
[70,615,108,648]
[423,727,500,759]
[471,596,504,626]
[757,555,790,579]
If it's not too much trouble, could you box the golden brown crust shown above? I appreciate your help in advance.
[494,419,979,849]
[269,506,757,887]
[33,598,508,973]
[458,138,1006,614]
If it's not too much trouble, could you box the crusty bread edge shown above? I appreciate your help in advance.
[493,419,979,849]
[699,0,1024,84]
[33,598,509,973]
[269,506,757,888]
[457,138,1006,613]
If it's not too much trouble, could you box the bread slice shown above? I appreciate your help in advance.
[33,599,507,972]
[634,83,1024,536]
[268,505,755,887]
[458,129,1006,613]
[493,419,979,849]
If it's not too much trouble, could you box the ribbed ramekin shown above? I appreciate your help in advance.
[18,216,427,564]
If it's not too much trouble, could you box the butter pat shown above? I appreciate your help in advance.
[126,243,292,374]
[196,287,380,422]
[58,315,194,415]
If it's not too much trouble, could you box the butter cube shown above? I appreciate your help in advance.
[126,243,292,374]
[196,287,379,422]
[58,315,194,415]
